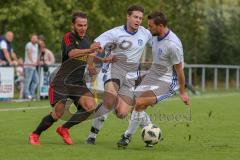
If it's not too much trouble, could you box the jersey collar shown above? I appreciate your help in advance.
[157,30,170,41]
[2,37,10,43]
[73,31,85,40]
[124,25,138,35]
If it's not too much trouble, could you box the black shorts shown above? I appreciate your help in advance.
[48,83,92,107]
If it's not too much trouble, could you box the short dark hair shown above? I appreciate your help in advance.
[72,11,87,23]
[127,5,144,15]
[38,35,45,41]
[148,11,167,26]
[30,33,38,39]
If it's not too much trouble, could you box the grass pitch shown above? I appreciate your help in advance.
[0,92,240,160]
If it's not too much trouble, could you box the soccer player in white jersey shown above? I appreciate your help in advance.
[85,5,153,144]
[116,11,190,148]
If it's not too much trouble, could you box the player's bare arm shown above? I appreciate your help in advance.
[2,48,13,65]
[94,55,117,63]
[174,62,190,105]
[68,46,100,58]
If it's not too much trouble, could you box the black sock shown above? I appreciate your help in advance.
[91,126,99,134]
[63,107,91,129]
[33,114,56,135]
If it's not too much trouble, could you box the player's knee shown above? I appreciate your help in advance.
[135,98,146,107]
[115,108,129,119]
[51,110,62,120]
[52,101,66,119]
[135,99,147,112]
[116,112,128,119]
[103,99,115,110]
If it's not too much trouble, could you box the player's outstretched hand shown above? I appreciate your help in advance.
[90,42,102,52]
[103,55,118,63]
[180,93,190,105]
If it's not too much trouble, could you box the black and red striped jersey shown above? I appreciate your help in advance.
[61,32,90,63]
[52,32,91,86]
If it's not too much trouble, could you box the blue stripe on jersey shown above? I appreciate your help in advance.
[170,67,177,90]
[124,25,138,35]
[170,77,177,90]
[157,30,170,41]
[170,76,177,90]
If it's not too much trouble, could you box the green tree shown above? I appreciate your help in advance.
[206,0,240,65]
[0,0,55,57]
[0,0,239,64]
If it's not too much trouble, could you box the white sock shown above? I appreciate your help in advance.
[88,132,97,139]
[88,113,109,139]
[124,110,145,137]
[139,112,152,128]
[90,103,111,119]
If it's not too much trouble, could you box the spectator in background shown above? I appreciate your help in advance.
[23,34,39,100]
[0,59,6,65]
[15,58,24,99]
[0,31,18,66]
[38,35,55,69]
[38,35,56,98]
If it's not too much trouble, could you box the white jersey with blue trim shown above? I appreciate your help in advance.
[150,30,184,84]
[95,25,152,77]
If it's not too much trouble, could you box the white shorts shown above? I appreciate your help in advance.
[135,74,178,103]
[104,63,137,100]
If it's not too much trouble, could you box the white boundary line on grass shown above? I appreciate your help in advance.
[0,106,49,112]
[172,93,240,101]
[0,92,239,112]
[169,92,240,101]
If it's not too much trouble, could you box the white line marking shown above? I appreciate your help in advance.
[0,93,239,112]
[0,106,49,112]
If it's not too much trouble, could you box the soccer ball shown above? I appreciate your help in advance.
[141,124,162,146]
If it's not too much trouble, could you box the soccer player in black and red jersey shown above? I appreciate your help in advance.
[29,11,112,145]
